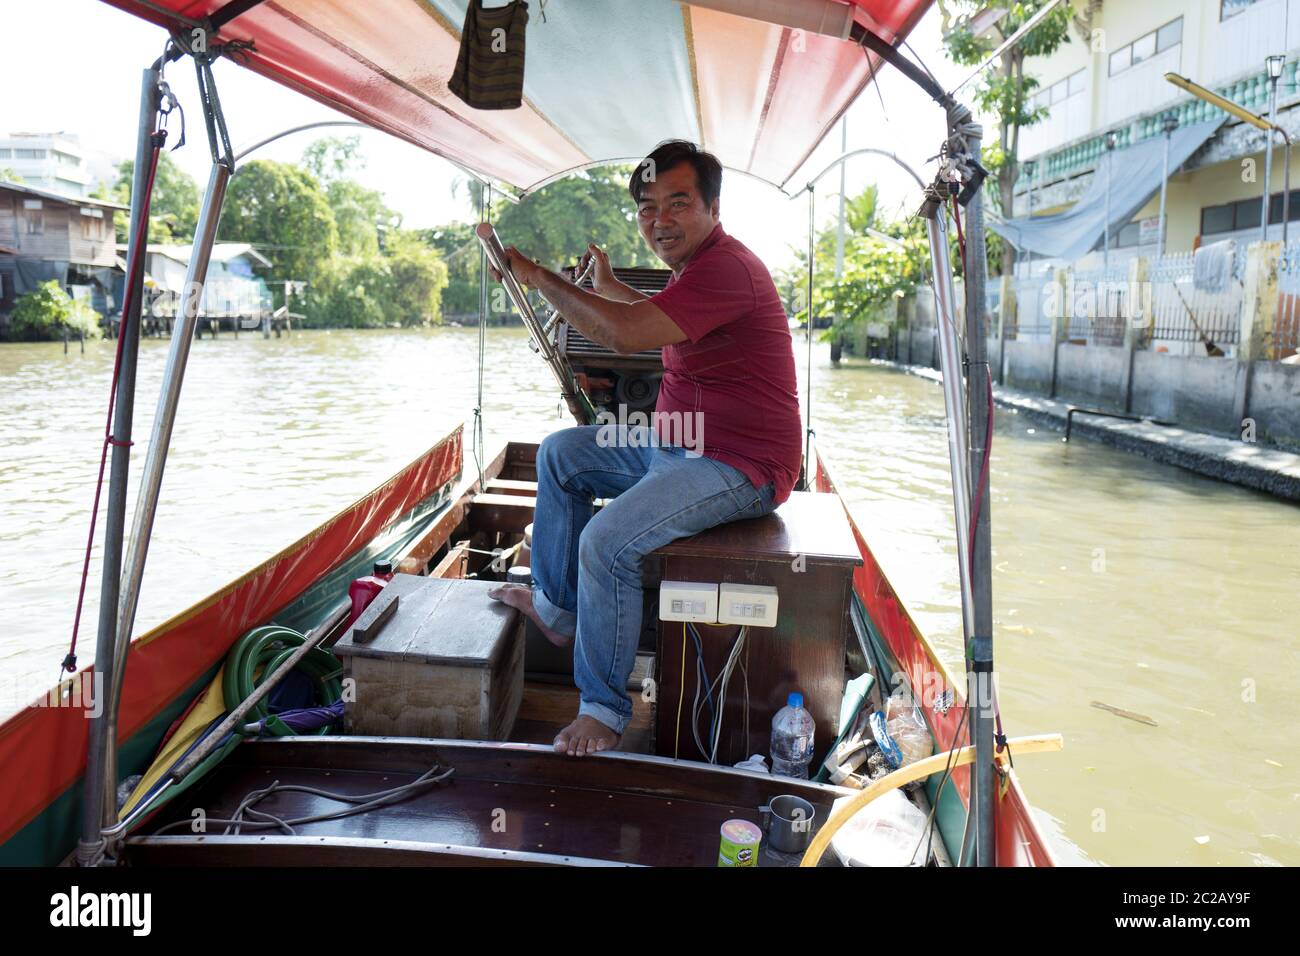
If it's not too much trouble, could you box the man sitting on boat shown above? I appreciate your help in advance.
[488,140,802,758]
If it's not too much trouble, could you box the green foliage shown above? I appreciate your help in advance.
[8,280,103,341]
[0,167,24,184]
[220,159,339,296]
[304,230,448,329]
[420,221,481,317]
[493,167,656,270]
[302,136,364,185]
[110,152,201,242]
[777,186,930,344]
[939,0,1073,273]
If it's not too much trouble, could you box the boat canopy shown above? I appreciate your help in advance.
[103,0,931,194]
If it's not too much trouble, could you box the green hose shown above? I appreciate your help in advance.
[223,624,344,736]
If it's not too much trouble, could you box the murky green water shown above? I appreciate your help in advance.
[1,326,1296,866]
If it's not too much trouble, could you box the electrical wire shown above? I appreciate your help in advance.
[674,621,686,759]
[151,765,454,836]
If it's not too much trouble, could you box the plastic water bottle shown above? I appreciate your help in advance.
[770,692,816,778]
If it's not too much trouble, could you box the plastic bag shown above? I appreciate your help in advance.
[884,686,932,768]
[828,789,930,867]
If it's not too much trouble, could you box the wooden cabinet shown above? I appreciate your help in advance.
[646,492,862,768]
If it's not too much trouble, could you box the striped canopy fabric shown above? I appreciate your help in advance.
[104,0,931,193]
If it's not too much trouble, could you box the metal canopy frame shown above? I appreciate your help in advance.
[80,8,1005,868]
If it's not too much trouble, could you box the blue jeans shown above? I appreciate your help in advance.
[529,425,777,735]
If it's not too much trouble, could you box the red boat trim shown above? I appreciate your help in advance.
[0,427,463,849]
[813,447,1055,867]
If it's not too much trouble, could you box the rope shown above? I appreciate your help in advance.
[64,127,166,676]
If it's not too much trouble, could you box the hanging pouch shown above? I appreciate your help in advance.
[449,0,530,110]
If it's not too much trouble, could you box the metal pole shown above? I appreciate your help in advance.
[805,183,815,485]
[79,65,159,866]
[925,209,975,639]
[1158,127,1172,258]
[1283,134,1292,245]
[101,162,231,827]
[1025,164,1034,275]
[952,103,996,868]
[1103,147,1112,269]
[1262,87,1276,244]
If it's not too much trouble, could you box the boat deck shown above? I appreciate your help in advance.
[128,735,849,867]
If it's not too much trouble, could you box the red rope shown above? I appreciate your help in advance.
[64,133,165,674]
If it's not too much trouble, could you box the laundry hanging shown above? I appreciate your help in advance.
[449,0,531,111]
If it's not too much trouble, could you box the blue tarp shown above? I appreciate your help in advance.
[991,119,1225,261]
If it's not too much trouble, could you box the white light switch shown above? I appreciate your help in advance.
[659,581,718,624]
[718,583,779,627]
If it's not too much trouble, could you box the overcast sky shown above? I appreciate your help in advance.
[0,0,988,271]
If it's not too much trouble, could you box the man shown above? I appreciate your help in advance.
[487,140,802,757]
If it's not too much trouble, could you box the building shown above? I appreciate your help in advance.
[0,132,95,198]
[0,181,125,321]
[123,243,275,322]
[1001,0,1300,267]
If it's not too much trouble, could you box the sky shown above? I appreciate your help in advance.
[0,0,990,272]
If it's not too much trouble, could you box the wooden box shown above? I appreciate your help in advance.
[646,492,863,766]
[333,574,524,740]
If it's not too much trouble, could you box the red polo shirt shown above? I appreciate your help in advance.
[648,224,803,505]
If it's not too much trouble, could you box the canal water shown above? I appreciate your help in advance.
[1,326,1295,866]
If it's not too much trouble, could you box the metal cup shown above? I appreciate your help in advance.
[758,794,817,854]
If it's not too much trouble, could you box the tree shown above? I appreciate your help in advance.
[492,167,656,270]
[0,167,23,184]
[327,178,401,258]
[8,280,102,341]
[420,221,480,317]
[302,135,364,185]
[219,159,338,299]
[110,151,201,242]
[939,0,1073,275]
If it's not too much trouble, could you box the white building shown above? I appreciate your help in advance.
[0,132,93,198]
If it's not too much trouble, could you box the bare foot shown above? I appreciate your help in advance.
[554,715,621,757]
[487,583,573,648]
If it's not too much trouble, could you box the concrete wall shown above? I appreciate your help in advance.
[1003,340,1056,394]
[1248,360,1300,450]
[1129,351,1242,434]
[1054,344,1128,411]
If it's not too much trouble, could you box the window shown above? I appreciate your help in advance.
[1131,32,1156,66]
[14,148,47,160]
[0,149,10,159]
[1197,192,1300,236]
[1029,69,1085,112]
[1157,18,1182,52]
[26,211,44,235]
[1222,0,1262,21]
[1109,18,1183,76]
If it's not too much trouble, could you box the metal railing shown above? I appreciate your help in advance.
[1066,265,1128,345]
[1146,244,1243,353]
[1273,238,1300,357]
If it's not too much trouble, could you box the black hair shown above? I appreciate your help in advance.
[629,140,723,207]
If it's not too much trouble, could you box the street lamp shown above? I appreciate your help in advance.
[1103,130,1118,269]
[1165,71,1292,244]
[1266,55,1287,243]
[1157,113,1179,257]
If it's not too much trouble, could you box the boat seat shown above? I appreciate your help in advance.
[644,491,863,764]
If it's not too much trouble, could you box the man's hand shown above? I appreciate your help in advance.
[577,243,618,296]
[488,246,543,287]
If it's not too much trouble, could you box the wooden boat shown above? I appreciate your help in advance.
[0,428,1052,866]
[1,0,1059,867]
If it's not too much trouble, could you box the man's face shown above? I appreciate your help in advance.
[635,162,720,272]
